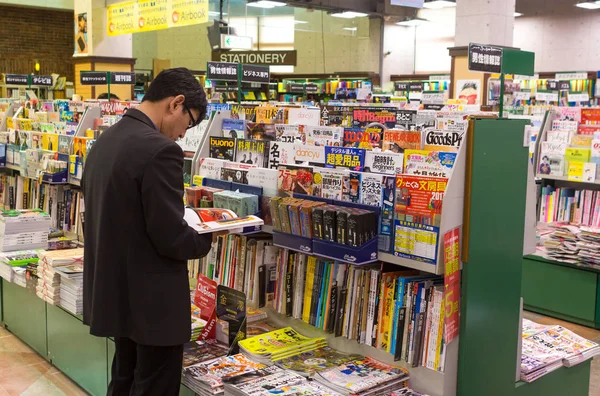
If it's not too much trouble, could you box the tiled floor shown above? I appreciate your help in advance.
[0,326,87,396]
[1,313,600,395]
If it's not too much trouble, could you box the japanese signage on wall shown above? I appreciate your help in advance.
[468,43,503,74]
[408,82,424,92]
[240,64,270,84]
[4,74,29,85]
[206,62,238,82]
[212,50,297,66]
[107,0,209,36]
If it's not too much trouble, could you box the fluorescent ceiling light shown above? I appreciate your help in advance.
[423,0,456,9]
[396,17,428,26]
[208,11,228,16]
[247,1,286,8]
[576,1,600,9]
[514,12,523,16]
[294,20,308,24]
[331,11,369,19]
[343,27,358,31]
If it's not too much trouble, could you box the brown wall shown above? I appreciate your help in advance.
[0,5,74,81]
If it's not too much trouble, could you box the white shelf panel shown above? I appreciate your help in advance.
[378,252,442,274]
[540,174,600,186]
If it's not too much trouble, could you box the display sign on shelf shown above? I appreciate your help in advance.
[80,72,108,85]
[443,227,460,344]
[468,43,503,74]
[408,82,424,92]
[212,50,297,66]
[206,62,238,82]
[240,64,270,84]
[289,83,304,93]
[5,74,29,85]
[395,82,409,91]
[514,74,539,80]
[429,74,450,81]
[110,72,135,85]
[422,92,444,104]
[569,92,590,102]
[535,91,559,102]
[513,91,531,101]
[305,84,319,93]
[31,75,53,86]
[555,72,588,80]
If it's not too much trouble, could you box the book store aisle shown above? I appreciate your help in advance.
[524,311,600,396]
[0,326,86,396]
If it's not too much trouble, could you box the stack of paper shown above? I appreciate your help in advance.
[314,357,410,396]
[0,210,50,251]
[238,327,327,365]
[0,261,13,282]
[182,353,263,396]
[391,389,430,396]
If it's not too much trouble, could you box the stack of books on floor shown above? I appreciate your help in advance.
[520,318,600,382]
[238,327,327,364]
[0,209,50,251]
[38,248,84,315]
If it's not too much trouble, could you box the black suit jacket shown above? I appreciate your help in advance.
[81,108,212,346]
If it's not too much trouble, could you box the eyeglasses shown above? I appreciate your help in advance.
[184,105,200,130]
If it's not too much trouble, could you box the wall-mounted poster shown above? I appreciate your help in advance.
[456,79,481,105]
[75,13,88,55]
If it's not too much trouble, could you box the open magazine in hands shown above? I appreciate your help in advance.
[184,208,264,235]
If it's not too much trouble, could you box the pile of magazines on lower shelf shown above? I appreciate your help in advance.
[181,317,429,396]
[520,318,600,382]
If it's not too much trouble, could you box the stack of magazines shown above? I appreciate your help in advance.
[275,347,363,377]
[0,209,50,251]
[539,224,600,269]
[391,389,429,396]
[313,357,410,395]
[223,366,341,396]
[521,319,600,382]
[38,249,85,315]
[238,327,327,364]
[180,339,230,395]
[183,354,265,396]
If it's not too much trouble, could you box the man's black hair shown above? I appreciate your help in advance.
[143,67,207,120]
[97,93,119,100]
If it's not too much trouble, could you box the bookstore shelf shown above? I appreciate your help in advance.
[378,252,441,274]
[538,174,600,186]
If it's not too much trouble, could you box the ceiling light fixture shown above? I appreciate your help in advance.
[576,1,600,9]
[422,0,456,9]
[514,12,523,16]
[343,27,358,31]
[396,17,429,26]
[331,11,369,19]
[246,1,286,9]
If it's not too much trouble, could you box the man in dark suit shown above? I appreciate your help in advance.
[82,68,218,396]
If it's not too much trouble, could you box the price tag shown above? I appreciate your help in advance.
[569,92,590,102]
[535,91,559,102]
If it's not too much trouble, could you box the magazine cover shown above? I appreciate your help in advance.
[396,110,418,130]
[275,124,306,143]
[183,354,265,388]
[324,147,366,171]
[306,126,343,146]
[235,139,270,167]
[382,130,422,153]
[314,168,349,201]
[343,127,384,149]
[222,118,246,139]
[221,167,250,184]
[378,176,396,253]
[182,339,229,368]
[422,128,464,152]
[320,105,353,128]
[267,141,297,169]
[231,104,257,122]
[238,327,325,356]
[275,347,364,377]
[403,150,457,178]
[58,135,71,154]
[246,122,277,141]
[348,172,361,203]
[277,165,314,197]
[364,151,404,175]
[209,137,236,161]
[352,107,397,129]
[256,106,285,124]
[360,173,384,207]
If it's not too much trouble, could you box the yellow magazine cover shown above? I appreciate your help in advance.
[42,133,59,151]
[238,327,324,355]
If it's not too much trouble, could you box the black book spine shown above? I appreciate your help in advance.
[413,312,425,367]
[327,283,338,333]
[394,307,407,361]
[406,284,418,363]
[285,257,293,317]
[335,288,347,337]
[258,265,266,308]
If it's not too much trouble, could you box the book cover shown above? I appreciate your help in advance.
[360,173,384,207]
[58,135,71,154]
[221,167,249,184]
[320,105,353,128]
[348,172,362,203]
[235,139,269,167]
[277,164,314,197]
[378,176,396,253]
[324,147,366,171]
[193,274,218,340]
[404,150,456,179]
[364,151,404,175]
[209,137,236,161]
[256,106,284,124]
[288,108,321,126]
[266,141,296,169]
[352,107,398,129]
[343,127,384,149]
[314,168,349,201]
[306,126,343,147]
[565,147,591,163]
[395,175,447,226]
[423,128,464,152]
[539,142,567,176]
[246,123,276,141]
[222,118,245,139]
[396,110,418,130]
[275,124,305,143]
[382,130,422,153]
[294,145,325,166]
[42,133,58,151]
[216,285,246,353]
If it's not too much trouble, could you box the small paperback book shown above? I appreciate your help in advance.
[235,139,269,167]
[364,151,404,175]
[404,150,456,178]
[277,164,314,197]
[360,173,384,207]
[209,137,236,161]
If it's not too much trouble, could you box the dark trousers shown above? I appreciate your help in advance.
[108,337,184,396]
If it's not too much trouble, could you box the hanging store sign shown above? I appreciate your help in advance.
[5,74,29,85]
[535,91,559,102]
[289,83,304,93]
[31,75,53,86]
[80,71,108,85]
[212,50,297,66]
[206,62,238,82]
[107,0,209,36]
[241,64,270,84]
[220,34,253,50]
[468,43,503,74]
[110,72,136,84]
[305,84,319,93]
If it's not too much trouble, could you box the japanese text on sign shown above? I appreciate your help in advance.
[324,147,365,171]
[207,62,238,82]
[240,64,270,84]
[5,74,29,85]
[468,43,503,74]
[31,75,53,86]
[110,72,135,84]
[443,227,460,343]
[80,72,108,85]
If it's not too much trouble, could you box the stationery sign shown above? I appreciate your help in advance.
[80,71,108,85]
[107,0,209,36]
[31,75,53,86]
[5,74,29,85]
[110,72,135,84]
[206,61,238,82]
[324,146,365,171]
[240,64,270,84]
[468,43,503,73]
[443,227,460,344]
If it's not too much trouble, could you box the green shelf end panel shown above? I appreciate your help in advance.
[2,280,47,357]
[514,360,591,396]
[46,304,108,396]
[522,257,597,323]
